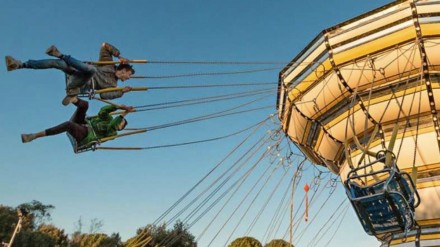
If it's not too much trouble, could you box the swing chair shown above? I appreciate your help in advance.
[66,128,146,154]
[66,100,147,154]
[344,150,420,236]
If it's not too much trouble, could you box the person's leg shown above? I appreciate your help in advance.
[23,58,69,70]
[21,131,46,143]
[6,57,76,74]
[63,56,97,91]
[46,45,97,78]
[71,98,89,124]
[22,98,89,143]
[61,55,97,76]
[45,121,88,142]
[21,120,88,143]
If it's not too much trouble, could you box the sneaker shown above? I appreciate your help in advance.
[21,134,35,143]
[46,45,62,58]
[66,88,80,95]
[5,56,23,71]
[62,95,78,106]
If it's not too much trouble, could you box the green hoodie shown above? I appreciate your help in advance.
[79,105,123,146]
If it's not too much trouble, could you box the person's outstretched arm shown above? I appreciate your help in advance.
[99,42,128,63]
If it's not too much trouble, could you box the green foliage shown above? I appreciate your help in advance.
[13,229,56,247]
[69,216,122,247]
[126,221,197,247]
[1,202,197,247]
[70,232,123,247]
[229,236,263,247]
[100,233,123,247]
[18,200,55,230]
[38,224,69,247]
[264,239,294,247]
[0,201,57,246]
[89,218,104,234]
[0,205,17,243]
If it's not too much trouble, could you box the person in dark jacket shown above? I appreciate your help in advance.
[5,42,135,104]
[21,96,134,145]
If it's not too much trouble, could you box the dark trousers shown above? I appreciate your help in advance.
[45,99,89,142]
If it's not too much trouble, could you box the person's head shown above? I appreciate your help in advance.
[117,118,128,131]
[115,64,135,82]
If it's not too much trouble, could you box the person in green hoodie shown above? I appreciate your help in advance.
[21,97,134,146]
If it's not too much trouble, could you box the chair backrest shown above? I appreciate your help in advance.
[66,110,99,154]
[66,132,97,154]
[65,74,93,98]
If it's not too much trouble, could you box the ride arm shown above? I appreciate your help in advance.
[99,42,129,64]
[107,105,134,132]
[97,104,119,120]
[97,87,146,100]
[99,42,121,61]
[99,90,124,100]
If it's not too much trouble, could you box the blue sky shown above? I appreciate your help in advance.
[0,1,391,246]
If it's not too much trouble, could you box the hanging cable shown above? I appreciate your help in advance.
[146,60,289,65]
[306,199,348,247]
[109,118,271,150]
[160,130,273,228]
[220,152,286,246]
[134,88,275,112]
[295,178,338,245]
[205,142,279,247]
[135,67,281,79]
[323,204,351,247]
[160,134,274,247]
[147,81,277,90]
[151,117,271,228]
[262,158,302,243]
[138,95,274,132]
[244,162,293,235]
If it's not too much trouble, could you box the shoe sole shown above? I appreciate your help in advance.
[62,96,72,106]
[62,95,77,106]
[5,56,16,71]
[46,45,60,57]
[21,134,28,143]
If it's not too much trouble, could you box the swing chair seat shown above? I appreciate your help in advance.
[347,180,415,235]
[65,109,100,154]
[65,74,91,98]
[344,153,420,236]
[66,132,98,154]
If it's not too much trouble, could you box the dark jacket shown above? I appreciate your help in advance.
[90,43,123,99]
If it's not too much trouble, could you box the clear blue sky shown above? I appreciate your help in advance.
[0,1,390,246]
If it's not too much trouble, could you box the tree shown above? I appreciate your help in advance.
[17,200,55,230]
[229,236,262,247]
[38,224,69,247]
[69,232,123,247]
[264,239,294,247]
[100,233,123,247]
[89,218,104,234]
[125,221,197,247]
[167,221,197,247]
[69,217,122,247]
[0,201,59,246]
[11,229,56,247]
[0,205,17,243]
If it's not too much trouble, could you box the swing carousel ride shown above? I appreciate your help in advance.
[278,0,440,246]
[13,0,440,246]
[123,1,440,246]
[78,0,440,246]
